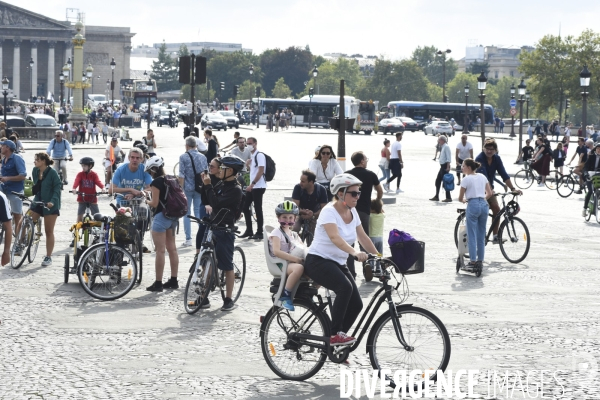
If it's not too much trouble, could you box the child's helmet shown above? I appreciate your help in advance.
[275,200,299,216]
[79,157,95,169]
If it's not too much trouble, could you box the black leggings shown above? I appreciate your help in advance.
[304,254,363,334]
[243,188,265,234]
[387,159,402,189]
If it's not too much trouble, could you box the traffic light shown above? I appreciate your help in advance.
[178,56,191,84]
[309,87,314,98]
[233,85,239,97]
[220,82,225,91]
[566,98,570,109]
[256,86,261,97]
[195,56,207,84]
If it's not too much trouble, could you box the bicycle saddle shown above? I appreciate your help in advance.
[93,213,110,222]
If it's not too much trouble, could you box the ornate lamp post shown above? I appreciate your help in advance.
[477,71,488,147]
[67,57,72,105]
[517,79,526,157]
[86,64,93,96]
[2,76,9,123]
[525,90,530,119]
[312,64,319,94]
[82,72,87,109]
[580,65,591,137]
[464,83,469,133]
[509,83,516,137]
[62,63,70,106]
[110,57,116,106]
[29,57,34,102]
[437,49,451,102]
[146,72,153,130]
[65,21,90,127]
[249,63,253,110]
[59,72,64,107]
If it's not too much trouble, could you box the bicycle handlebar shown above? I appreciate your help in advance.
[188,214,239,233]
[70,190,108,196]
[11,191,48,208]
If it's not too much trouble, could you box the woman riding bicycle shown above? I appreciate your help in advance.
[304,173,379,346]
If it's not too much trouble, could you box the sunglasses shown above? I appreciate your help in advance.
[347,191,361,198]
[321,152,331,155]
[278,221,295,226]
[484,147,496,151]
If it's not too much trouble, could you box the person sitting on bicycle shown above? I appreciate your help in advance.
[304,173,380,347]
[104,137,126,185]
[268,201,305,312]
[0,139,26,236]
[199,155,244,311]
[134,142,150,160]
[582,143,600,217]
[72,157,104,223]
[569,138,592,193]
[46,130,73,185]
[475,138,522,244]
[30,152,62,267]
[0,191,13,266]
[291,169,327,237]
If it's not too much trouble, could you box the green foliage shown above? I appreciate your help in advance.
[466,60,490,75]
[259,47,314,96]
[150,41,178,91]
[180,84,215,105]
[206,51,261,101]
[178,44,190,57]
[297,58,365,97]
[445,73,480,104]
[271,78,292,98]
[411,45,458,86]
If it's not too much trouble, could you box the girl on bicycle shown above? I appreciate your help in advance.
[30,152,62,267]
[268,201,305,312]
[458,158,493,269]
[304,174,379,346]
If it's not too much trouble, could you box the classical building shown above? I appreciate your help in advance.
[0,1,134,101]
[457,45,534,79]
[131,42,252,58]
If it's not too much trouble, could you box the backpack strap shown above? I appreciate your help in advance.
[254,151,266,182]
[279,226,291,244]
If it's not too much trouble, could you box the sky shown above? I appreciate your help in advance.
[7,0,600,60]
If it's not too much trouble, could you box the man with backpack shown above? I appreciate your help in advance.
[46,130,74,185]
[430,135,453,203]
[241,137,268,240]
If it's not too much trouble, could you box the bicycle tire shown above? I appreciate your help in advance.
[10,219,33,269]
[557,175,575,198]
[220,246,246,303]
[585,201,593,221]
[27,224,41,263]
[184,253,215,314]
[367,305,451,383]
[260,299,329,381]
[514,169,533,189]
[453,214,466,249]
[129,231,143,284]
[77,243,138,301]
[595,191,600,225]
[498,216,530,263]
[545,170,559,190]
[64,254,70,283]
[173,162,179,176]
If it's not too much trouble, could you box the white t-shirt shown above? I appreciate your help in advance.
[460,173,488,200]
[268,228,302,258]
[456,141,473,160]
[309,203,361,265]
[307,158,343,184]
[390,141,402,160]
[250,151,267,189]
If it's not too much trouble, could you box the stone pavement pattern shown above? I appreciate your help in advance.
[1,125,599,399]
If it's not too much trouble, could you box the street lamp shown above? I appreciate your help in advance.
[110,57,116,106]
[436,49,451,102]
[106,79,110,104]
[312,64,319,95]
[29,57,34,102]
[249,63,253,110]
[517,79,526,158]
[82,72,87,109]
[580,65,591,137]
[525,90,530,119]
[86,64,93,94]
[477,70,488,147]
[146,73,153,130]
[510,83,516,137]
[2,76,9,123]
[464,83,469,134]
[67,57,72,105]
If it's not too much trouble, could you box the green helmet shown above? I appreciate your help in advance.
[275,200,299,215]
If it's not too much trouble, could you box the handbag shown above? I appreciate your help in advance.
[187,152,204,194]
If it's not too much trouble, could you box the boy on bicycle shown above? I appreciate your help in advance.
[72,157,104,223]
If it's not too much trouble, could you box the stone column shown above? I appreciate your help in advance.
[0,39,3,82]
[65,41,71,104]
[47,41,56,97]
[31,40,38,101]
[13,39,20,100]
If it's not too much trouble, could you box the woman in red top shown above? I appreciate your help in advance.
[72,157,104,223]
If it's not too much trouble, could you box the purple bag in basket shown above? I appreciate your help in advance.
[388,229,416,246]
[388,229,420,272]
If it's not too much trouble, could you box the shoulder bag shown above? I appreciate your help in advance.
[187,152,204,194]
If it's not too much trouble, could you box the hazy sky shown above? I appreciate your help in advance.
[8,0,600,60]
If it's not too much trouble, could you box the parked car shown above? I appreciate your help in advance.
[377,118,405,135]
[394,117,419,132]
[424,121,454,136]
[200,113,228,131]
[218,110,239,129]
[25,114,57,127]
[5,115,26,128]
[157,109,178,128]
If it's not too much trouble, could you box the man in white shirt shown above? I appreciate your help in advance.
[455,134,474,184]
[384,132,404,193]
[430,135,453,202]
[230,137,252,163]
[240,137,266,240]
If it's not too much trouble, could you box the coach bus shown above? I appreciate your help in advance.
[121,78,158,110]
[384,100,495,127]
[258,96,343,128]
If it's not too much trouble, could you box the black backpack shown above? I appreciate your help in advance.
[255,152,276,182]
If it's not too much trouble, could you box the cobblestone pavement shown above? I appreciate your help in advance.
[1,125,599,399]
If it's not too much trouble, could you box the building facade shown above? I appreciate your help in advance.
[457,45,534,80]
[0,1,134,101]
[131,42,252,58]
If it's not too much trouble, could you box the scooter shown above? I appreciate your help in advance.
[456,224,482,277]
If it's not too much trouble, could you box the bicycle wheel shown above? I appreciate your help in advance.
[184,253,215,315]
[173,162,179,176]
[27,224,41,263]
[498,216,530,263]
[585,200,593,221]
[514,169,533,189]
[453,214,466,249]
[595,191,600,225]
[557,175,575,198]
[64,254,70,283]
[260,299,329,381]
[367,305,451,384]
[220,246,246,303]
[129,232,143,284]
[545,170,559,190]
[77,243,138,301]
[11,219,33,269]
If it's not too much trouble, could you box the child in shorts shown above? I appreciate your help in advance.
[268,201,305,311]
[72,157,104,224]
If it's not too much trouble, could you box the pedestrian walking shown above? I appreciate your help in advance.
[430,135,452,202]
[384,132,403,193]
[308,145,344,201]
[240,137,267,240]
[378,139,391,183]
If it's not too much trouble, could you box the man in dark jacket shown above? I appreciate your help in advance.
[583,143,600,217]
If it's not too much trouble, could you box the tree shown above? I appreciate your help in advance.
[180,84,214,106]
[411,45,458,86]
[259,46,313,95]
[150,41,178,91]
[466,60,490,76]
[178,44,190,58]
[206,51,261,100]
[445,72,481,104]
[271,78,292,98]
[297,58,365,97]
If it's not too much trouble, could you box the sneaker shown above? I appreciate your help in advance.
[63,181,68,185]
[492,236,500,245]
[279,296,295,311]
[200,297,210,308]
[429,196,439,201]
[383,183,390,192]
[330,332,357,346]
[239,231,254,239]
[396,188,403,194]
[575,189,583,194]
[252,233,264,240]
[221,297,237,311]
[537,182,544,187]
[146,281,163,292]
[582,208,587,217]
[181,239,193,247]
[162,278,179,290]
[13,245,22,257]
[142,246,151,254]
[442,199,453,203]
[41,256,52,267]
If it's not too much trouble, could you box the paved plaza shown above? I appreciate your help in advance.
[1,124,599,399]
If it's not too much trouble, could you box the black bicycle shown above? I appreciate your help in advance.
[260,254,451,385]
[453,192,530,263]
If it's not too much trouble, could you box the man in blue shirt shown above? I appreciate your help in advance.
[46,130,74,184]
[0,140,26,231]
[291,169,328,236]
[110,148,152,200]
[475,138,521,242]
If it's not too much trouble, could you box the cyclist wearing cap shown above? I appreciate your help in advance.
[199,155,244,311]
[46,130,73,185]
[582,143,600,217]
[304,173,380,347]
[0,139,26,233]
[72,157,104,223]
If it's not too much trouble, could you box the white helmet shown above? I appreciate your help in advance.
[144,155,164,172]
[330,173,362,197]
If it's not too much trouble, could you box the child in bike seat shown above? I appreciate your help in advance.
[72,157,104,224]
[268,201,306,312]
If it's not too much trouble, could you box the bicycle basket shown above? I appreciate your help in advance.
[389,241,425,275]
[24,179,33,197]
[592,175,600,190]
[113,214,136,244]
